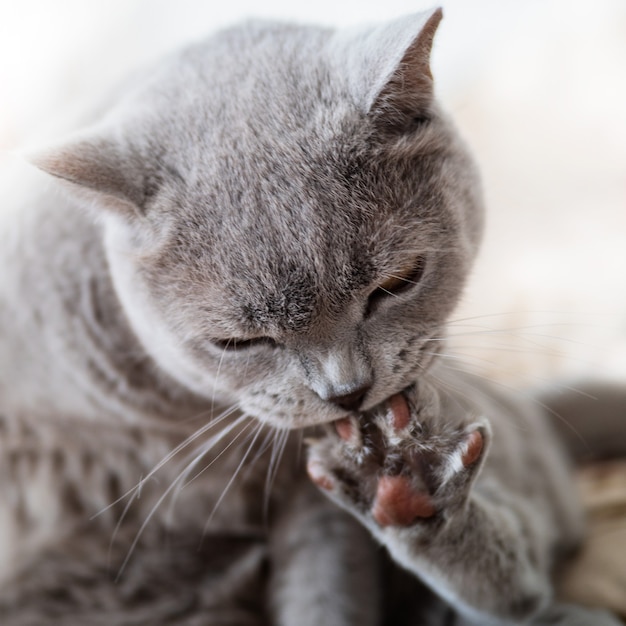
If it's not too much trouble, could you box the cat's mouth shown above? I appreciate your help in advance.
[331,384,417,442]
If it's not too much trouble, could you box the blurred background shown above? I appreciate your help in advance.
[1,0,625,387]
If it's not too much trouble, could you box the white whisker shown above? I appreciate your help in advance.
[111,412,249,578]
[202,418,264,536]
[210,342,232,418]
[93,404,240,520]
[179,416,254,490]
[264,427,289,520]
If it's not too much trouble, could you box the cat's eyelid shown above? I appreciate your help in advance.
[382,272,421,288]
[365,256,427,317]
[378,256,426,293]
[209,336,278,352]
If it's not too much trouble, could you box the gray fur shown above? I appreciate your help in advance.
[0,8,620,625]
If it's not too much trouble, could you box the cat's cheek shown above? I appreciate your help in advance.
[363,331,444,411]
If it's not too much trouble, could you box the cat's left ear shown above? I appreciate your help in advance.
[340,8,443,129]
[28,127,164,218]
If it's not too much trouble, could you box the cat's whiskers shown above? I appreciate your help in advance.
[102,408,244,569]
[429,316,604,373]
[115,413,253,580]
[135,410,248,511]
[108,416,243,577]
[423,361,530,432]
[433,345,605,399]
[175,415,255,492]
[164,415,260,528]
[380,272,422,287]
[106,482,141,572]
[201,419,266,538]
[422,349,503,373]
[209,341,232,419]
[147,404,241,480]
[440,342,573,362]
[263,426,290,521]
[376,286,398,298]
[447,309,605,326]
[241,426,279,481]
[431,355,591,445]
[93,404,241,520]
[443,319,600,346]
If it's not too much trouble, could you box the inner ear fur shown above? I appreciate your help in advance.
[29,133,146,217]
[371,8,442,130]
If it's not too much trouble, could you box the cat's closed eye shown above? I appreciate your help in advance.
[366,255,426,316]
[210,337,278,352]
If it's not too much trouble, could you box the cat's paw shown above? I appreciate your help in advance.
[306,391,490,536]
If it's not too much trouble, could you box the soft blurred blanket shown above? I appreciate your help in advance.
[560,460,626,621]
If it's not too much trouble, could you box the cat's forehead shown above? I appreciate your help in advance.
[170,164,438,337]
[193,23,337,125]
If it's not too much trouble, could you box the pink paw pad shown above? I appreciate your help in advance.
[372,474,435,527]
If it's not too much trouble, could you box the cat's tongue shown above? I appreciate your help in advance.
[387,393,410,431]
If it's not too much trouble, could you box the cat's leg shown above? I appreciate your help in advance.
[305,395,556,625]
[269,477,382,626]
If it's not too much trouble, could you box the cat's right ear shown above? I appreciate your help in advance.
[339,8,443,130]
[28,130,150,218]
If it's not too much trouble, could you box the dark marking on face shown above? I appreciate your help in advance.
[239,267,317,333]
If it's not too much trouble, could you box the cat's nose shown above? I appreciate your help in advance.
[328,384,371,411]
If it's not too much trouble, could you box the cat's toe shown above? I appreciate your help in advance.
[305,427,377,513]
[430,423,490,512]
[334,415,358,443]
[306,457,335,492]
[460,429,485,468]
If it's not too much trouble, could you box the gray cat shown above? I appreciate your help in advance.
[0,8,622,625]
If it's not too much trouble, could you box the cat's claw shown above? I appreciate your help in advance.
[307,392,490,533]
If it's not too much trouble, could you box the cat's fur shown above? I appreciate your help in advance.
[0,8,621,625]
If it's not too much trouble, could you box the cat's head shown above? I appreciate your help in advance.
[33,9,484,428]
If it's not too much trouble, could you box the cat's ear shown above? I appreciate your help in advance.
[343,8,443,129]
[29,130,153,217]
